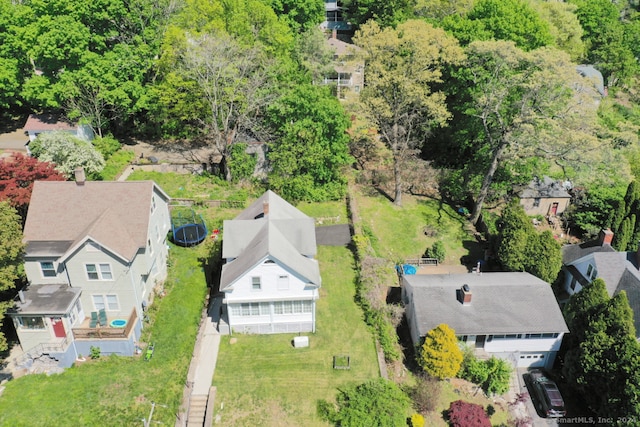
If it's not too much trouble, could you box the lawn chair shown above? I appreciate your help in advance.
[98,309,107,326]
[90,312,98,328]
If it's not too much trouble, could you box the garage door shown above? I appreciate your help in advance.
[517,353,547,368]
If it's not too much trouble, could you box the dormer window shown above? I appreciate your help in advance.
[40,261,56,277]
[586,264,597,281]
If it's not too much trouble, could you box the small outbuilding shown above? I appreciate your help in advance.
[519,176,571,217]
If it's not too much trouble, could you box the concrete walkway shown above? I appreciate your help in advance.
[176,301,223,427]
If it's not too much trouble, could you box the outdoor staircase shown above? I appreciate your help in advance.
[186,394,208,427]
[13,340,66,369]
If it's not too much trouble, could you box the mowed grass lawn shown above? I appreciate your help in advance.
[212,245,380,426]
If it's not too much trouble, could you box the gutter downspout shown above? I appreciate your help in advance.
[128,261,142,341]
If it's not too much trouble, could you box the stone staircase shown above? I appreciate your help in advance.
[186,394,208,427]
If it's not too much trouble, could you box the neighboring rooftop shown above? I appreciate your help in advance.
[23,114,76,132]
[404,272,569,337]
[23,180,169,262]
[520,176,571,200]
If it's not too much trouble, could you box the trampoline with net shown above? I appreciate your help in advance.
[171,209,208,246]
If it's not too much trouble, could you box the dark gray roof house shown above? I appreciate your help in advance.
[519,176,571,217]
[402,272,568,369]
[562,229,640,337]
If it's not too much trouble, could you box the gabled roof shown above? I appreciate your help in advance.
[520,176,571,199]
[23,181,169,262]
[562,239,616,265]
[220,221,320,290]
[220,190,320,290]
[404,272,568,337]
[23,114,77,132]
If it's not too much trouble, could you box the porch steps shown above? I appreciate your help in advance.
[186,394,208,427]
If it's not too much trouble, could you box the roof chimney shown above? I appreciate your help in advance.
[598,228,613,246]
[459,284,472,305]
[74,168,86,185]
[18,289,26,304]
[332,28,337,39]
[263,200,269,217]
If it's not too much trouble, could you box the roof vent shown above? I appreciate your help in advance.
[459,284,472,305]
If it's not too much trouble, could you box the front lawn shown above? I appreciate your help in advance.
[212,245,380,426]
[0,243,209,426]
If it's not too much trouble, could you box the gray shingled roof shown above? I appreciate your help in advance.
[520,176,571,199]
[404,272,568,337]
[563,245,640,337]
[562,239,615,265]
[23,181,169,262]
[220,191,320,290]
[8,284,81,315]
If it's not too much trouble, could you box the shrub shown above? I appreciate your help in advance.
[227,143,256,182]
[447,400,491,427]
[411,373,442,413]
[425,240,445,263]
[459,351,511,395]
[418,324,463,379]
[90,346,101,359]
[410,413,425,427]
[92,135,121,159]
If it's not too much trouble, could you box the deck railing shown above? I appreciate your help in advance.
[72,308,137,339]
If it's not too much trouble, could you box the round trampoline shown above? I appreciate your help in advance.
[171,209,208,246]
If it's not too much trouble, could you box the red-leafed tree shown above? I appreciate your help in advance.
[0,154,66,221]
[447,400,491,427]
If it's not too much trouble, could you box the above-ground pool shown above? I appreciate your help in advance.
[110,319,127,328]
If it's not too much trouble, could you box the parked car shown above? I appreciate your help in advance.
[529,369,566,418]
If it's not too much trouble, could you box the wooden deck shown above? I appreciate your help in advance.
[72,309,137,339]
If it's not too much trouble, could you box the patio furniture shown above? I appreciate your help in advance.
[90,311,98,328]
[98,309,107,326]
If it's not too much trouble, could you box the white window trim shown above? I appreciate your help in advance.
[85,263,113,281]
[92,294,120,311]
[40,261,56,278]
[251,276,261,291]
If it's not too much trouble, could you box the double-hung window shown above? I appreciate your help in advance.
[251,276,261,290]
[86,263,113,280]
[93,294,119,311]
[40,261,56,277]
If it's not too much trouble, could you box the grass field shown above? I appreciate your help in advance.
[354,186,476,265]
[212,246,380,426]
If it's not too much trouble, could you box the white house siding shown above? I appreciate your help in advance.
[146,188,171,283]
[460,334,563,370]
[563,256,595,295]
[224,261,318,334]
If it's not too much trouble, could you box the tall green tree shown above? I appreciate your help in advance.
[450,41,603,224]
[353,19,464,206]
[497,202,562,283]
[154,32,275,181]
[419,323,463,379]
[0,201,25,352]
[266,84,352,201]
[341,0,415,28]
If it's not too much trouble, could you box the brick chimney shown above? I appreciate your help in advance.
[598,228,613,246]
[74,168,86,185]
[458,284,472,305]
[263,200,269,217]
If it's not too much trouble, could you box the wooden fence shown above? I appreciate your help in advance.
[170,198,245,209]
[404,257,439,266]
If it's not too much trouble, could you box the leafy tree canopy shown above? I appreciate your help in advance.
[0,201,25,351]
[29,131,105,177]
[0,154,65,221]
[266,84,352,201]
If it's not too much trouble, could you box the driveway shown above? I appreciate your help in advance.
[0,129,28,152]
[516,368,559,427]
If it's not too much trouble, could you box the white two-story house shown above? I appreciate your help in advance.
[402,272,568,370]
[220,190,321,334]
[8,171,170,367]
